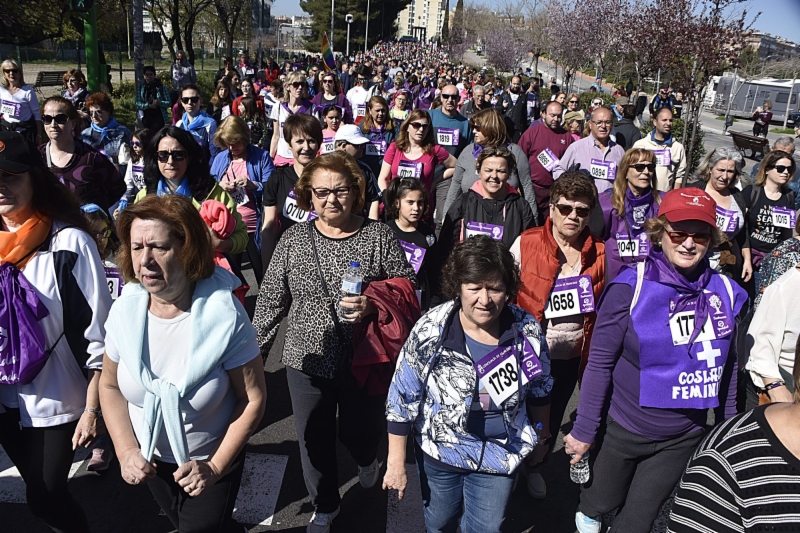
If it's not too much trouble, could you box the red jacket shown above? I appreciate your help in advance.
[516,217,605,375]
[352,278,421,395]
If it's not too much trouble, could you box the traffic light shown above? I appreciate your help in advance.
[71,0,95,13]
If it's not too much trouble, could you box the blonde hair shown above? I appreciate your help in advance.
[611,148,659,214]
[214,115,251,148]
[283,71,309,102]
[1,59,24,88]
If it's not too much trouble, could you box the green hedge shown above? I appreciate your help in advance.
[639,118,706,174]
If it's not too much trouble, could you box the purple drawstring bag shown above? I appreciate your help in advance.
[0,261,51,385]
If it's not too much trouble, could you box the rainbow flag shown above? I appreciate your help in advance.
[322,32,336,72]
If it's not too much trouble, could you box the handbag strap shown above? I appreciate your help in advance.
[307,222,346,340]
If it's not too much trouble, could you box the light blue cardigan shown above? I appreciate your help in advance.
[106,267,256,465]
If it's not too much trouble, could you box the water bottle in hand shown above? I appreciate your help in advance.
[338,261,363,321]
[570,451,590,484]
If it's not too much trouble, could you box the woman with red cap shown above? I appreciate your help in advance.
[564,187,748,533]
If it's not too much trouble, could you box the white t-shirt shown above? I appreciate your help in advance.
[0,85,40,123]
[270,103,297,160]
[345,86,371,121]
[106,310,259,463]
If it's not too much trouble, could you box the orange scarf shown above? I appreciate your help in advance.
[0,213,53,269]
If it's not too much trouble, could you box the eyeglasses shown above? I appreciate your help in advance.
[311,186,352,199]
[569,100,579,104]
[553,203,591,218]
[472,125,481,133]
[358,77,368,82]
[591,120,613,127]
[42,114,69,125]
[408,121,429,130]
[591,101,602,107]
[96,228,111,240]
[67,78,77,83]
[322,78,335,84]
[181,96,200,104]
[131,141,142,148]
[3,69,18,74]
[156,150,188,162]
[631,163,656,173]
[770,165,794,174]
[290,82,304,88]
[666,230,711,245]
[89,109,105,116]
[441,94,459,100]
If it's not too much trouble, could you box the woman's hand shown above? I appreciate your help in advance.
[767,384,794,403]
[564,433,592,465]
[174,460,222,497]
[339,295,376,323]
[382,462,408,500]
[72,410,104,450]
[742,259,753,283]
[119,447,157,485]
[219,180,236,192]
[235,176,256,190]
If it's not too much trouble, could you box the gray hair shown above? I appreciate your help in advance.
[695,147,744,186]
[774,136,796,154]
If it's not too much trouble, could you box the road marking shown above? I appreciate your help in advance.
[0,446,90,504]
[232,452,289,527]
[386,463,426,533]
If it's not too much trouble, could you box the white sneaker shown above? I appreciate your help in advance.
[307,507,340,533]
[526,468,546,499]
[575,510,601,533]
[358,459,380,488]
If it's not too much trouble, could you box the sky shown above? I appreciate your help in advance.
[271,0,800,44]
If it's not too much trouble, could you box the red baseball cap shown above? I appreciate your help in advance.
[657,187,717,228]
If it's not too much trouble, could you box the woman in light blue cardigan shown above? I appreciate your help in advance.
[100,195,266,532]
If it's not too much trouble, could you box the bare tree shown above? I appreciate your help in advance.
[149,0,214,63]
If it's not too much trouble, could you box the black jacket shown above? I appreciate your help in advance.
[614,119,643,150]
[495,91,528,138]
[439,188,536,260]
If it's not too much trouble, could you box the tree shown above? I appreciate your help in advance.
[149,0,214,63]
[0,2,76,45]
[441,0,450,43]
[482,16,528,74]
[212,0,249,56]
[496,0,548,77]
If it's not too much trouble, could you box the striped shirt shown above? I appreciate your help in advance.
[669,405,800,532]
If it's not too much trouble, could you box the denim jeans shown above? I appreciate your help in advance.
[415,446,515,533]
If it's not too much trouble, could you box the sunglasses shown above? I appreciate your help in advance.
[631,163,656,173]
[67,78,78,83]
[770,165,794,174]
[322,78,335,83]
[441,94,459,100]
[569,100,579,104]
[3,69,18,74]
[89,109,105,116]
[290,81,304,88]
[311,186,352,199]
[358,77,368,82]
[96,228,111,240]
[553,203,591,218]
[131,141,142,148]
[408,121,429,130]
[42,113,69,125]
[156,150,188,162]
[666,230,711,245]
[181,96,200,104]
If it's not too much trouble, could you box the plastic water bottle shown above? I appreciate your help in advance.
[570,451,590,484]
[338,261,363,321]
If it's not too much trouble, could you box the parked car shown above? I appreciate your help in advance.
[788,111,800,126]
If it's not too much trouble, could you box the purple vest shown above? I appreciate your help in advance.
[600,189,662,281]
[619,263,745,410]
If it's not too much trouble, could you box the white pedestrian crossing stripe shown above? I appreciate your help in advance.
[233,452,288,527]
[386,463,426,533]
[0,446,90,504]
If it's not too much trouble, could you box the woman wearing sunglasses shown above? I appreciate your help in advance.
[311,72,353,125]
[566,188,747,533]
[589,148,663,281]
[269,71,313,166]
[134,126,248,256]
[0,59,41,146]
[61,69,90,125]
[80,92,133,177]
[512,172,604,500]
[377,109,456,206]
[742,150,797,294]
[39,96,126,213]
[686,148,752,285]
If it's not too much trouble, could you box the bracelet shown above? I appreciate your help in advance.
[84,408,103,417]
[764,381,786,392]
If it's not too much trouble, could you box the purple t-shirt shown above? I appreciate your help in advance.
[571,282,738,444]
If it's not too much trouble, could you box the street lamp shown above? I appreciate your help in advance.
[364,0,370,54]
[345,14,353,57]
[331,0,334,54]
[276,23,294,62]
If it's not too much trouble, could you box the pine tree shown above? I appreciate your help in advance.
[440,0,450,42]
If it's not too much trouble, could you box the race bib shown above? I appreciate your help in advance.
[220,106,231,119]
[245,68,255,76]
[589,159,617,181]
[771,206,796,229]
[131,165,145,190]
[104,267,124,300]
[715,205,738,232]
[399,239,426,274]
[321,137,335,154]
[473,337,542,406]
[0,100,22,118]
[669,311,715,346]
[654,149,671,167]
[616,232,650,258]
[397,160,423,178]
[465,221,504,241]
[231,186,249,206]
[283,188,318,223]
[543,274,595,320]
[436,128,460,146]
[365,140,386,156]
[536,148,559,172]
[357,104,366,117]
